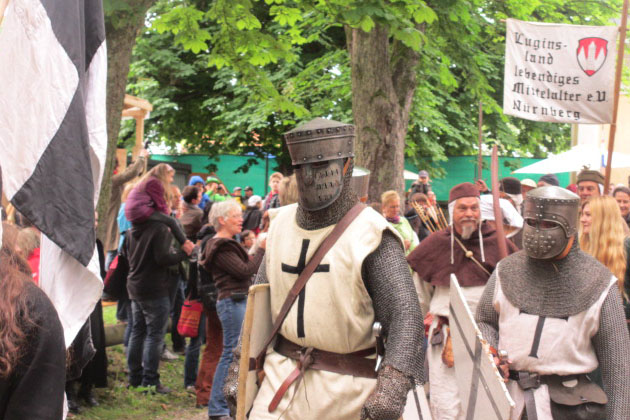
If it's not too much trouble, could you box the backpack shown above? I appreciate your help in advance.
[197,234,218,311]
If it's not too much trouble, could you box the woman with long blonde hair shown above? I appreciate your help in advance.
[579,196,629,299]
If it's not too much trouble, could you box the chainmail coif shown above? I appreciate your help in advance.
[498,238,611,317]
[476,244,630,419]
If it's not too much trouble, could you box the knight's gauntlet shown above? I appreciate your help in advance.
[360,365,412,420]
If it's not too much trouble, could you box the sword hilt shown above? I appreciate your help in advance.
[373,322,385,372]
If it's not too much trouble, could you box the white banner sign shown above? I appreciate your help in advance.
[503,19,617,124]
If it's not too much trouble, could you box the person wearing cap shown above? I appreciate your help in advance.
[577,169,604,203]
[204,176,227,203]
[231,186,245,210]
[520,179,536,199]
[407,182,518,419]
[538,173,560,188]
[244,186,254,201]
[409,170,431,195]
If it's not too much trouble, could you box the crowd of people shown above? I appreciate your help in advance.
[2,124,630,420]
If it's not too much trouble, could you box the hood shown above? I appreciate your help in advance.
[199,237,248,268]
[188,175,205,186]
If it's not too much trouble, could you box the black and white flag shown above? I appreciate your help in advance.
[0,0,107,346]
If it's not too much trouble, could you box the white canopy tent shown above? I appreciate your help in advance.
[404,169,418,180]
[512,144,630,174]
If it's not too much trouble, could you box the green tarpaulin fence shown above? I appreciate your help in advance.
[152,153,570,202]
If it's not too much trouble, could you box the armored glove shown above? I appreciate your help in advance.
[223,344,241,416]
[360,365,412,420]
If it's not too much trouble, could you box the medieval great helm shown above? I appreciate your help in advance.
[284,118,354,211]
[522,186,580,260]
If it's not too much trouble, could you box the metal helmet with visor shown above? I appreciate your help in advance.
[522,186,580,259]
[284,118,354,211]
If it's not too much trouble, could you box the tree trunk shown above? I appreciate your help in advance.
[346,25,420,202]
[96,1,156,241]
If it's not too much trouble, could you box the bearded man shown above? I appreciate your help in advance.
[475,186,630,420]
[406,182,518,420]
[223,118,423,420]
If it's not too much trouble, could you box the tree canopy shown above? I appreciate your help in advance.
[120,0,625,177]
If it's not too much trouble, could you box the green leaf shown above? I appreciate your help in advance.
[359,16,374,32]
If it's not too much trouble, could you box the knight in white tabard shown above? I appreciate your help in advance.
[476,186,630,420]
[223,118,424,420]
[406,182,518,420]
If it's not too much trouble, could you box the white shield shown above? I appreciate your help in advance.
[236,284,273,420]
[402,384,433,420]
[449,274,514,420]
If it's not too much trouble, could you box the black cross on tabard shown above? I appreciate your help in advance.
[281,239,329,338]
[519,311,569,359]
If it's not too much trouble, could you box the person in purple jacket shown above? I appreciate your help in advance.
[125,164,193,252]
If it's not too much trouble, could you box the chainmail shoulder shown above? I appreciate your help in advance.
[592,285,630,420]
[362,229,424,382]
[498,239,612,317]
[475,272,499,349]
[296,160,358,230]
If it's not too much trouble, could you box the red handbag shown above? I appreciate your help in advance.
[177,299,203,338]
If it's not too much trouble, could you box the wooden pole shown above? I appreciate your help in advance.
[604,0,629,194]
[132,115,145,160]
[491,146,508,260]
[477,101,484,180]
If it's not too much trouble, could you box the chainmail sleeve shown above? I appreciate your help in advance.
[475,272,500,349]
[362,230,424,382]
[253,257,269,285]
[591,285,630,420]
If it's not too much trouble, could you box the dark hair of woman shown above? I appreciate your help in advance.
[0,222,34,377]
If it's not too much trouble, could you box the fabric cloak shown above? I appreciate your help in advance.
[407,221,517,287]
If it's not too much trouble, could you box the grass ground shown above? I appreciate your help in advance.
[72,305,208,420]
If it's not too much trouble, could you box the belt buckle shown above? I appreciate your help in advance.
[517,371,541,390]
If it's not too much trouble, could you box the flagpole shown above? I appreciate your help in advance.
[604,0,629,194]
[477,101,484,180]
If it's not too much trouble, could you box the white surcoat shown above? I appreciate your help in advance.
[493,267,616,420]
[249,203,401,420]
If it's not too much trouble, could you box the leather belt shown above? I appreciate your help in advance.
[267,335,377,412]
[509,371,586,420]
[510,371,541,420]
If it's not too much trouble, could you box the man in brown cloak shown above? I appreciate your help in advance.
[407,182,517,420]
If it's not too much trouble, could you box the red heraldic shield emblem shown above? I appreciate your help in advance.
[576,37,608,76]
